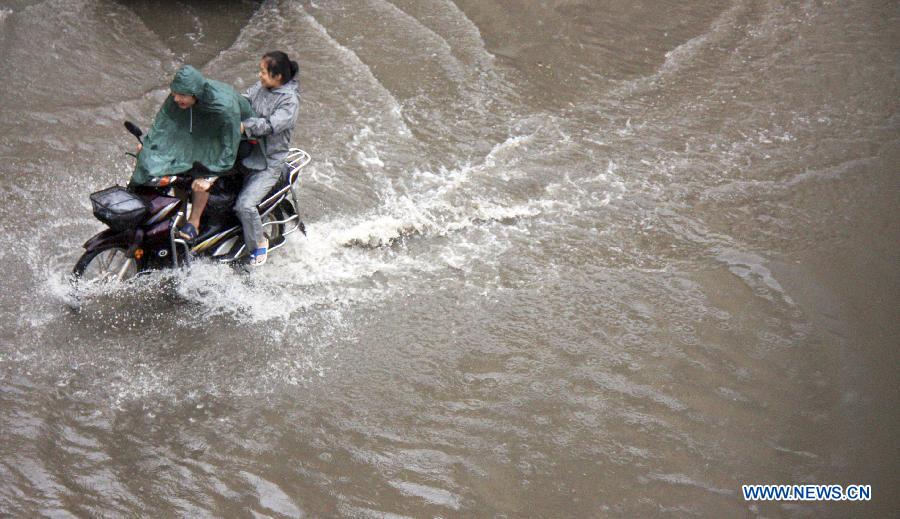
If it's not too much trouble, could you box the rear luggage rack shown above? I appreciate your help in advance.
[186,148,311,263]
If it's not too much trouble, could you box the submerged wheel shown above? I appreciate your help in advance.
[73,244,138,283]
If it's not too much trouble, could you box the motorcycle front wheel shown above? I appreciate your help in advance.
[73,244,139,283]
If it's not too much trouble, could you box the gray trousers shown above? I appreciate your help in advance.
[234,166,282,251]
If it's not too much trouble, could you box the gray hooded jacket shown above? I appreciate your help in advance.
[240,78,300,172]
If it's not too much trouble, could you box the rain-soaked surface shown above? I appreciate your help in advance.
[0,0,897,516]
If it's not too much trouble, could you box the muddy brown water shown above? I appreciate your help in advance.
[0,0,897,516]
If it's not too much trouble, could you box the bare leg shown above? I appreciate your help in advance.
[187,189,210,230]
[184,177,215,231]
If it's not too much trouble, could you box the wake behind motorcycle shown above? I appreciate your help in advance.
[72,121,310,282]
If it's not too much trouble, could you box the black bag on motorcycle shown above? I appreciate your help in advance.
[90,186,150,231]
[204,174,242,226]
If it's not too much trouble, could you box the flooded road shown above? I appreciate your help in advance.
[0,0,897,516]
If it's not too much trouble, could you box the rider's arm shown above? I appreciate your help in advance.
[242,94,299,138]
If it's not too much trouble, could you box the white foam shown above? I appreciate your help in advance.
[483,133,533,167]
[109,363,173,408]
[716,248,794,306]
[388,481,461,510]
[349,125,386,169]
[346,136,538,241]
[241,471,304,518]
[472,199,541,223]
[647,473,732,496]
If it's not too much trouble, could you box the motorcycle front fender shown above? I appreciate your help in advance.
[82,228,130,251]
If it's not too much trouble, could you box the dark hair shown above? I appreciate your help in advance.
[262,51,298,84]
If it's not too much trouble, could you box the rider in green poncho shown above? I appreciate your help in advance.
[131,65,253,186]
[130,65,253,238]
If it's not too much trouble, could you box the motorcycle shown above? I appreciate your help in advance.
[72,121,310,282]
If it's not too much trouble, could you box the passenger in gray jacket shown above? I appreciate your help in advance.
[236,50,300,266]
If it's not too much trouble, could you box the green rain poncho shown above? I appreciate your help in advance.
[130,65,253,186]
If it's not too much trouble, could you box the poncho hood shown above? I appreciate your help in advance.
[169,65,205,97]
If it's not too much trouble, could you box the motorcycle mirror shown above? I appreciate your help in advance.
[124,121,143,140]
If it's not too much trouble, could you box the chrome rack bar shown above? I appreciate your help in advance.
[168,210,192,267]
[169,211,183,268]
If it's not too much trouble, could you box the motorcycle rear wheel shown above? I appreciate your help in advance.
[263,209,284,245]
[73,244,139,283]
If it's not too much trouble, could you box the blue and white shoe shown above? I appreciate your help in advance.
[176,222,198,241]
[248,239,268,267]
